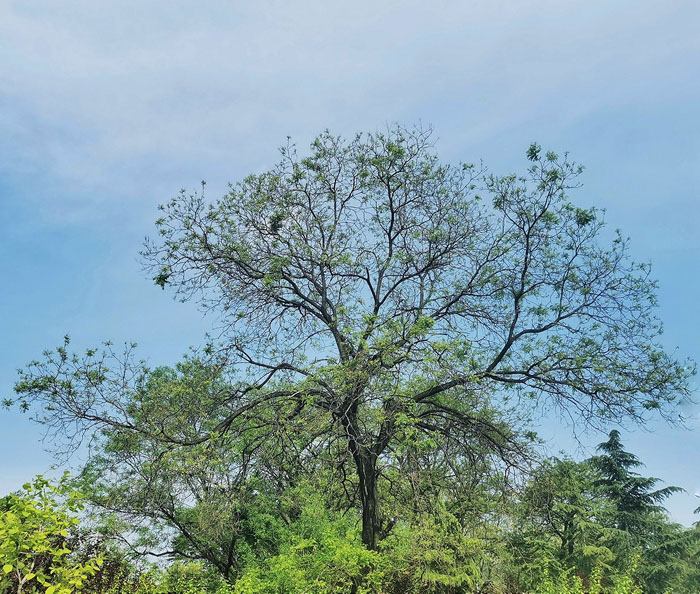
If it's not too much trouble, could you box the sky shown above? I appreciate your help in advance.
[1,0,699,524]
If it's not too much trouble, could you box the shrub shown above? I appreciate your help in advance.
[0,474,102,594]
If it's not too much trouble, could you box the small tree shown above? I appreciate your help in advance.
[590,430,690,592]
[13,126,693,549]
[0,474,102,594]
[72,358,292,582]
[591,430,683,533]
[512,458,617,582]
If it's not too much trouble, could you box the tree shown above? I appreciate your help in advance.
[506,456,639,593]
[527,460,594,561]
[508,432,697,594]
[12,126,692,550]
[71,356,317,582]
[0,475,102,594]
[591,430,682,533]
[590,430,690,592]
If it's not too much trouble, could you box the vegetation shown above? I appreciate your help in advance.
[3,126,696,592]
[0,475,102,594]
[3,439,698,593]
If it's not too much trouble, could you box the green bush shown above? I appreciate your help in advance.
[376,508,481,594]
[0,474,102,594]
[232,498,483,594]
[233,499,378,594]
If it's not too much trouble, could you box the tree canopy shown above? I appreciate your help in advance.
[12,126,693,556]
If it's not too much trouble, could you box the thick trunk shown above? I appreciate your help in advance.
[356,449,380,550]
[342,413,381,549]
[341,398,383,550]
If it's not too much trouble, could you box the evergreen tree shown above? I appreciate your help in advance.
[591,430,682,533]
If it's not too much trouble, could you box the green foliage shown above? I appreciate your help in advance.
[0,474,102,594]
[591,430,683,533]
[142,562,233,594]
[85,561,234,594]
[3,457,700,594]
[376,507,481,594]
[64,354,309,582]
[507,434,700,594]
[511,458,618,587]
[532,561,642,594]
[232,495,378,594]
[233,495,483,594]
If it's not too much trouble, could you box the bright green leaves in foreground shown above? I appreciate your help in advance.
[0,474,102,594]
[232,493,482,594]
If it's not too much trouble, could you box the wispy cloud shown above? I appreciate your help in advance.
[1,1,698,225]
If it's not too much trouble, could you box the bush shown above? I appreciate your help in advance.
[233,500,378,594]
[0,474,102,594]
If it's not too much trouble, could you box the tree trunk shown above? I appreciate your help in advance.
[342,407,381,550]
[355,448,380,550]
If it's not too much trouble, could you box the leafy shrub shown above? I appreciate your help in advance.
[0,474,102,594]
[233,499,378,594]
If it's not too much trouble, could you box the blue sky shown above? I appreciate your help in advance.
[1,0,699,523]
